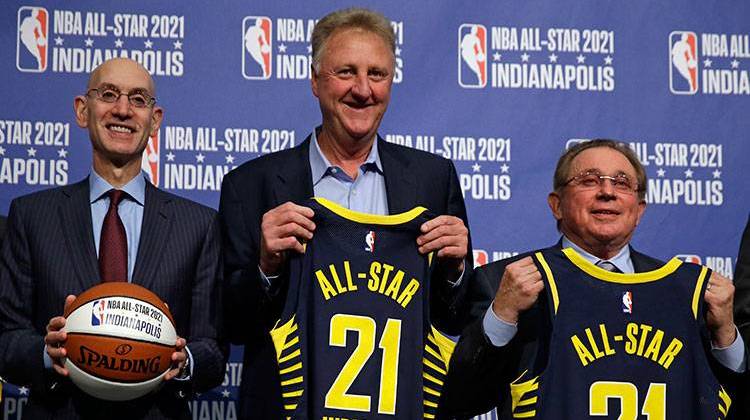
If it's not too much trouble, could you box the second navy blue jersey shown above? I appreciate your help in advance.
[270,197,455,419]
[508,247,731,419]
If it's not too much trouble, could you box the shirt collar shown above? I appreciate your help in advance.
[89,169,147,206]
[309,128,383,185]
[561,236,631,271]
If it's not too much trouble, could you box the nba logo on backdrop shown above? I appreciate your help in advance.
[676,254,702,264]
[669,31,699,94]
[142,131,160,187]
[473,249,488,267]
[91,300,106,326]
[458,24,487,88]
[243,16,272,80]
[16,6,48,73]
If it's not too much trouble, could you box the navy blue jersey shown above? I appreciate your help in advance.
[509,247,731,419]
[270,197,455,419]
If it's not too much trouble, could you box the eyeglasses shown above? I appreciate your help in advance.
[86,86,156,108]
[565,170,638,194]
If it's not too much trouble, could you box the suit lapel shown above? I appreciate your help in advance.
[132,183,173,290]
[379,137,417,213]
[274,135,314,204]
[59,179,100,290]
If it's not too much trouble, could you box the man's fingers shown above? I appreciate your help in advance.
[52,364,69,377]
[63,295,76,314]
[46,316,66,333]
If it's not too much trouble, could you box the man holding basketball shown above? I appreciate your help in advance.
[0,58,226,418]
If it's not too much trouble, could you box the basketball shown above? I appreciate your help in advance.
[62,283,177,401]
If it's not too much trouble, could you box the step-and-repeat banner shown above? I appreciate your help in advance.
[1,1,749,418]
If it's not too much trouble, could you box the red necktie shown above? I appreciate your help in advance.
[99,189,128,282]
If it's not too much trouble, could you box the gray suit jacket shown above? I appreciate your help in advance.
[0,179,227,420]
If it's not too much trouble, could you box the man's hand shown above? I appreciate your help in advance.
[260,202,315,276]
[164,337,188,381]
[491,257,544,324]
[417,215,468,282]
[704,272,737,348]
[44,295,76,376]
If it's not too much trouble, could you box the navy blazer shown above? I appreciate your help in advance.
[0,179,227,420]
[219,134,485,419]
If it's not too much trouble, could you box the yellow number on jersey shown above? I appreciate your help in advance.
[590,381,666,420]
[325,314,402,414]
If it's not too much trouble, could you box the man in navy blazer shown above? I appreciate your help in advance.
[219,8,484,418]
[0,58,226,419]
[441,139,745,418]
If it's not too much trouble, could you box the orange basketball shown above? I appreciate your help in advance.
[62,283,177,401]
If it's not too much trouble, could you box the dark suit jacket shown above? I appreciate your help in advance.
[441,243,741,419]
[0,179,227,420]
[733,214,750,417]
[219,134,484,419]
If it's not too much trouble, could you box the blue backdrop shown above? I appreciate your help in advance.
[2,1,749,418]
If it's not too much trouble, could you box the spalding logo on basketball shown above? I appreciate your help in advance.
[63,283,177,401]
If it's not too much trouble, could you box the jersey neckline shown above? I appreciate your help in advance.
[312,197,427,225]
[562,247,683,284]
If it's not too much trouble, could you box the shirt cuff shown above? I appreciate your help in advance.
[711,325,747,373]
[173,346,194,381]
[444,264,466,288]
[258,265,281,295]
[482,302,518,347]
[43,346,53,369]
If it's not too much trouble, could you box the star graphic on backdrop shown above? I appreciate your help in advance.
[225,154,235,164]
[395,46,402,56]
[115,39,123,48]
[55,36,64,46]
[144,39,153,49]
[731,59,740,69]
[58,149,68,158]
[166,152,175,161]
[196,153,205,163]
[493,52,502,61]
[27,147,37,157]
[713,169,721,179]
[222,389,231,398]
[703,58,712,68]
[604,56,613,65]
[306,44,312,53]
[0,146,5,156]
[84,38,94,47]
[173,40,183,50]
[576,54,586,64]
[18,386,28,396]
[278,43,287,53]
[472,162,481,172]
[684,168,693,178]
[500,164,509,173]
[548,53,558,63]
[521,53,530,62]
[657,168,666,177]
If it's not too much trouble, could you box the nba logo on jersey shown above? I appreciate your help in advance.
[141,130,160,186]
[364,231,376,252]
[458,24,487,88]
[242,16,273,80]
[669,31,699,94]
[621,291,633,314]
[473,249,488,267]
[676,254,702,264]
[16,6,48,73]
[91,300,106,326]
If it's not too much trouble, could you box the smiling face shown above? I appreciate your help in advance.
[548,146,646,257]
[311,28,394,145]
[74,58,162,171]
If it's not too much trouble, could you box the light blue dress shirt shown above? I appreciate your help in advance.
[482,237,746,372]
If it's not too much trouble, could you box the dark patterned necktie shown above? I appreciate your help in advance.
[99,189,128,282]
[596,260,622,273]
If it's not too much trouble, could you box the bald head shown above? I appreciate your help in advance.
[88,58,156,95]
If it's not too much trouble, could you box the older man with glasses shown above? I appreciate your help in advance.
[441,139,745,419]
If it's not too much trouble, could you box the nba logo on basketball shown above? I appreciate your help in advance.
[141,130,160,186]
[17,6,48,73]
[669,31,699,94]
[91,300,106,326]
[243,16,273,80]
[621,291,633,314]
[364,231,376,253]
[458,24,487,88]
